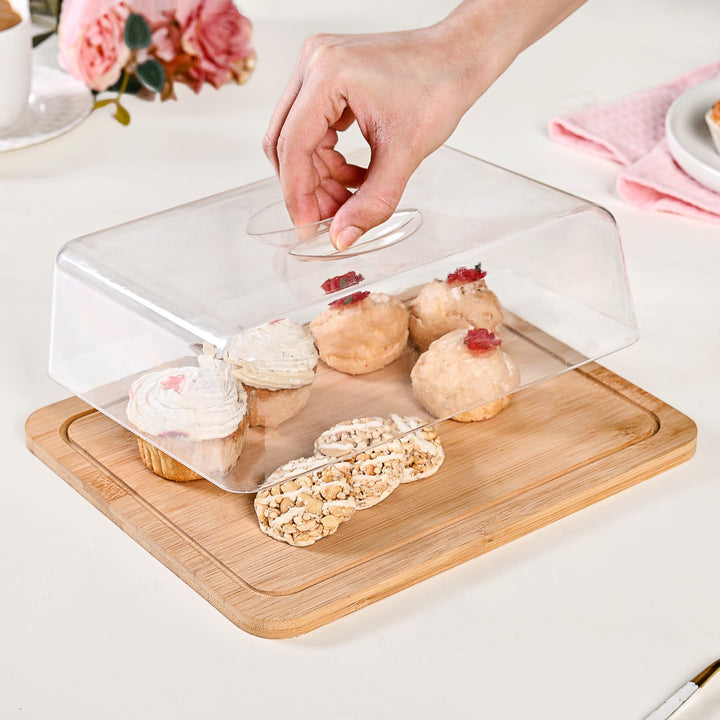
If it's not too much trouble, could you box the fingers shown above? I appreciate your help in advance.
[274,95,335,224]
[321,144,367,188]
[329,147,418,250]
[265,31,430,242]
[263,34,330,173]
[331,106,356,132]
[263,71,304,174]
[274,59,363,224]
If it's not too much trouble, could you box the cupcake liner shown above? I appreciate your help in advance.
[136,414,249,481]
[242,382,313,428]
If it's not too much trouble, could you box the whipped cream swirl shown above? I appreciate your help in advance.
[226,318,318,390]
[127,358,247,441]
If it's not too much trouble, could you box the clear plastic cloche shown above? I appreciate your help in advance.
[49,145,638,492]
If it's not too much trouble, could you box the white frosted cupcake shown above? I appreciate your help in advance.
[127,357,248,481]
[225,318,318,427]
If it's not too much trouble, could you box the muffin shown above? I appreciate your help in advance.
[309,291,409,375]
[705,100,720,154]
[410,328,520,422]
[126,357,248,481]
[225,318,318,427]
[408,264,503,352]
[254,456,357,547]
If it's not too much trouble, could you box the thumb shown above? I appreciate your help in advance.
[329,148,417,250]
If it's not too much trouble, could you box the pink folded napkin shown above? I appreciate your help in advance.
[548,62,720,223]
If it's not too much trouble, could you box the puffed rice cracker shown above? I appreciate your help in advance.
[254,456,356,547]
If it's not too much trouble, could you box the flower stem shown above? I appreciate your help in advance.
[93,70,132,125]
[117,67,130,97]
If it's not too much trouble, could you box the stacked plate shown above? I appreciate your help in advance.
[666,76,720,192]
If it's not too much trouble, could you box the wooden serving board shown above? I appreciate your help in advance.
[26,364,696,638]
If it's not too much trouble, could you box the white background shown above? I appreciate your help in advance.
[2,0,720,717]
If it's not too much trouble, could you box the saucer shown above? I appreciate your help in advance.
[0,65,93,152]
[665,76,720,193]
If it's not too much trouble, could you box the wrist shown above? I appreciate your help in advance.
[433,0,586,102]
[429,0,523,106]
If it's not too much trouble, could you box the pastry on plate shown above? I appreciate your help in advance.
[126,357,249,481]
[410,328,520,422]
[309,291,409,375]
[314,417,405,508]
[254,456,357,547]
[225,318,318,427]
[408,264,503,352]
[705,100,720,154]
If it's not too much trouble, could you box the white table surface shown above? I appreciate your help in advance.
[3,1,720,718]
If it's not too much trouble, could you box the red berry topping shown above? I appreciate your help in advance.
[464,328,501,353]
[446,263,487,284]
[329,290,370,308]
[161,374,185,391]
[322,271,365,294]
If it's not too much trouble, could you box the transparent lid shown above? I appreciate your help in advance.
[49,146,638,492]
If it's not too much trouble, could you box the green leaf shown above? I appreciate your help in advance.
[115,104,131,126]
[135,59,166,94]
[107,74,143,95]
[124,13,152,49]
[93,98,116,110]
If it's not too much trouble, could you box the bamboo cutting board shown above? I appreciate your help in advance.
[26,363,696,638]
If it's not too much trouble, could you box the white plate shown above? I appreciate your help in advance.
[0,65,93,152]
[665,76,720,193]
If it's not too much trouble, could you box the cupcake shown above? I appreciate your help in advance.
[225,318,318,427]
[408,264,503,352]
[705,100,720,154]
[309,291,409,375]
[410,328,520,422]
[126,357,248,481]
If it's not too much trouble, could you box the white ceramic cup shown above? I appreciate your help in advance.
[0,0,32,130]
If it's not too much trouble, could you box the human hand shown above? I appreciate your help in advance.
[263,25,489,250]
[264,0,586,250]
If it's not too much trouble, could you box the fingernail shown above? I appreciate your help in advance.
[336,226,363,251]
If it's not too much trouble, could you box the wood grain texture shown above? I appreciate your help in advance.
[26,364,696,638]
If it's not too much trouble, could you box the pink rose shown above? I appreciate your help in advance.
[150,14,181,64]
[133,0,177,24]
[175,0,254,91]
[58,0,132,91]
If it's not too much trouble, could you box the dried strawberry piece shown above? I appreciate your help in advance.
[446,263,487,284]
[464,328,502,353]
[329,291,370,308]
[321,271,365,294]
[161,374,185,391]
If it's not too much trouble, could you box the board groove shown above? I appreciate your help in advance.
[26,363,696,638]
